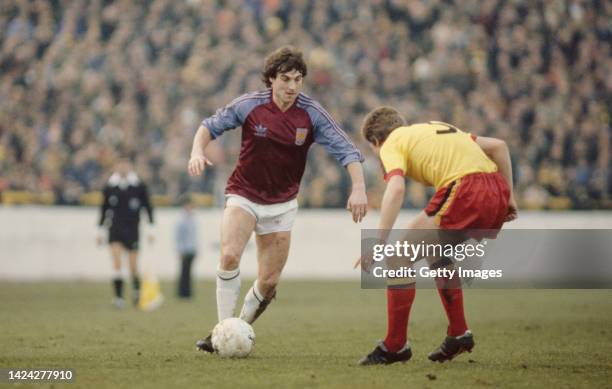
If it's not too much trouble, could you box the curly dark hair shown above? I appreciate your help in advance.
[261,46,308,88]
[361,106,406,145]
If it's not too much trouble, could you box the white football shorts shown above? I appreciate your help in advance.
[225,194,298,235]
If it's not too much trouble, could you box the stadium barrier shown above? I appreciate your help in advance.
[0,207,609,281]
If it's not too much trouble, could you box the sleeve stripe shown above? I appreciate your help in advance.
[470,134,477,141]
[384,169,404,182]
[297,95,363,161]
[298,96,352,144]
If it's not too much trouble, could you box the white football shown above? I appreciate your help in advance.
[211,318,255,358]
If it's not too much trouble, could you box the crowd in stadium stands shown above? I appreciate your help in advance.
[0,0,610,209]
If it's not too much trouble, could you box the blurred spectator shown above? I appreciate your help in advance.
[0,0,609,209]
[175,194,198,299]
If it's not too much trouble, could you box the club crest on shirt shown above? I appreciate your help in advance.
[254,124,268,137]
[295,128,308,145]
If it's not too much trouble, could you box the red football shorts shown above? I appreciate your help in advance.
[425,172,510,236]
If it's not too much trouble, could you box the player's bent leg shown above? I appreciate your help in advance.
[420,230,470,341]
[255,231,290,298]
[109,243,125,309]
[427,254,472,360]
[216,206,256,322]
[406,212,473,359]
[239,231,290,324]
[238,279,266,325]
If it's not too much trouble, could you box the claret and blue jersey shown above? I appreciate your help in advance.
[201,89,363,204]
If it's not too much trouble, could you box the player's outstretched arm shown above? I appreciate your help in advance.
[378,175,405,232]
[475,136,518,221]
[353,175,404,270]
[188,125,214,177]
[346,162,368,223]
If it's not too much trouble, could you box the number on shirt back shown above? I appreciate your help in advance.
[430,121,459,135]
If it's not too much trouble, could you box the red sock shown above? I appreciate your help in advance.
[383,285,416,352]
[435,275,468,337]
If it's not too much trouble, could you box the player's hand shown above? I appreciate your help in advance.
[96,236,104,246]
[188,155,213,177]
[505,195,518,222]
[346,187,367,223]
[147,233,155,245]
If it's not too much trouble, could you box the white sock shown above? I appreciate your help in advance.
[216,267,241,322]
[239,280,264,324]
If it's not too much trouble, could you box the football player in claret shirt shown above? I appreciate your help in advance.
[356,107,518,365]
[188,46,368,352]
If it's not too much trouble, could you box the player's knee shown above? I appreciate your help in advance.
[220,252,241,270]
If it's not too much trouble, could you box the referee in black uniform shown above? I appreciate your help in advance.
[97,158,154,309]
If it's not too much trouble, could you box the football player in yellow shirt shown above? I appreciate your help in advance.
[357,106,517,365]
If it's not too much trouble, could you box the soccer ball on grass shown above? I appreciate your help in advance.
[211,318,255,358]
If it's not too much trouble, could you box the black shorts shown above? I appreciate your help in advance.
[109,225,139,251]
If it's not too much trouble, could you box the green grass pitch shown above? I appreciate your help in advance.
[1,281,611,388]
